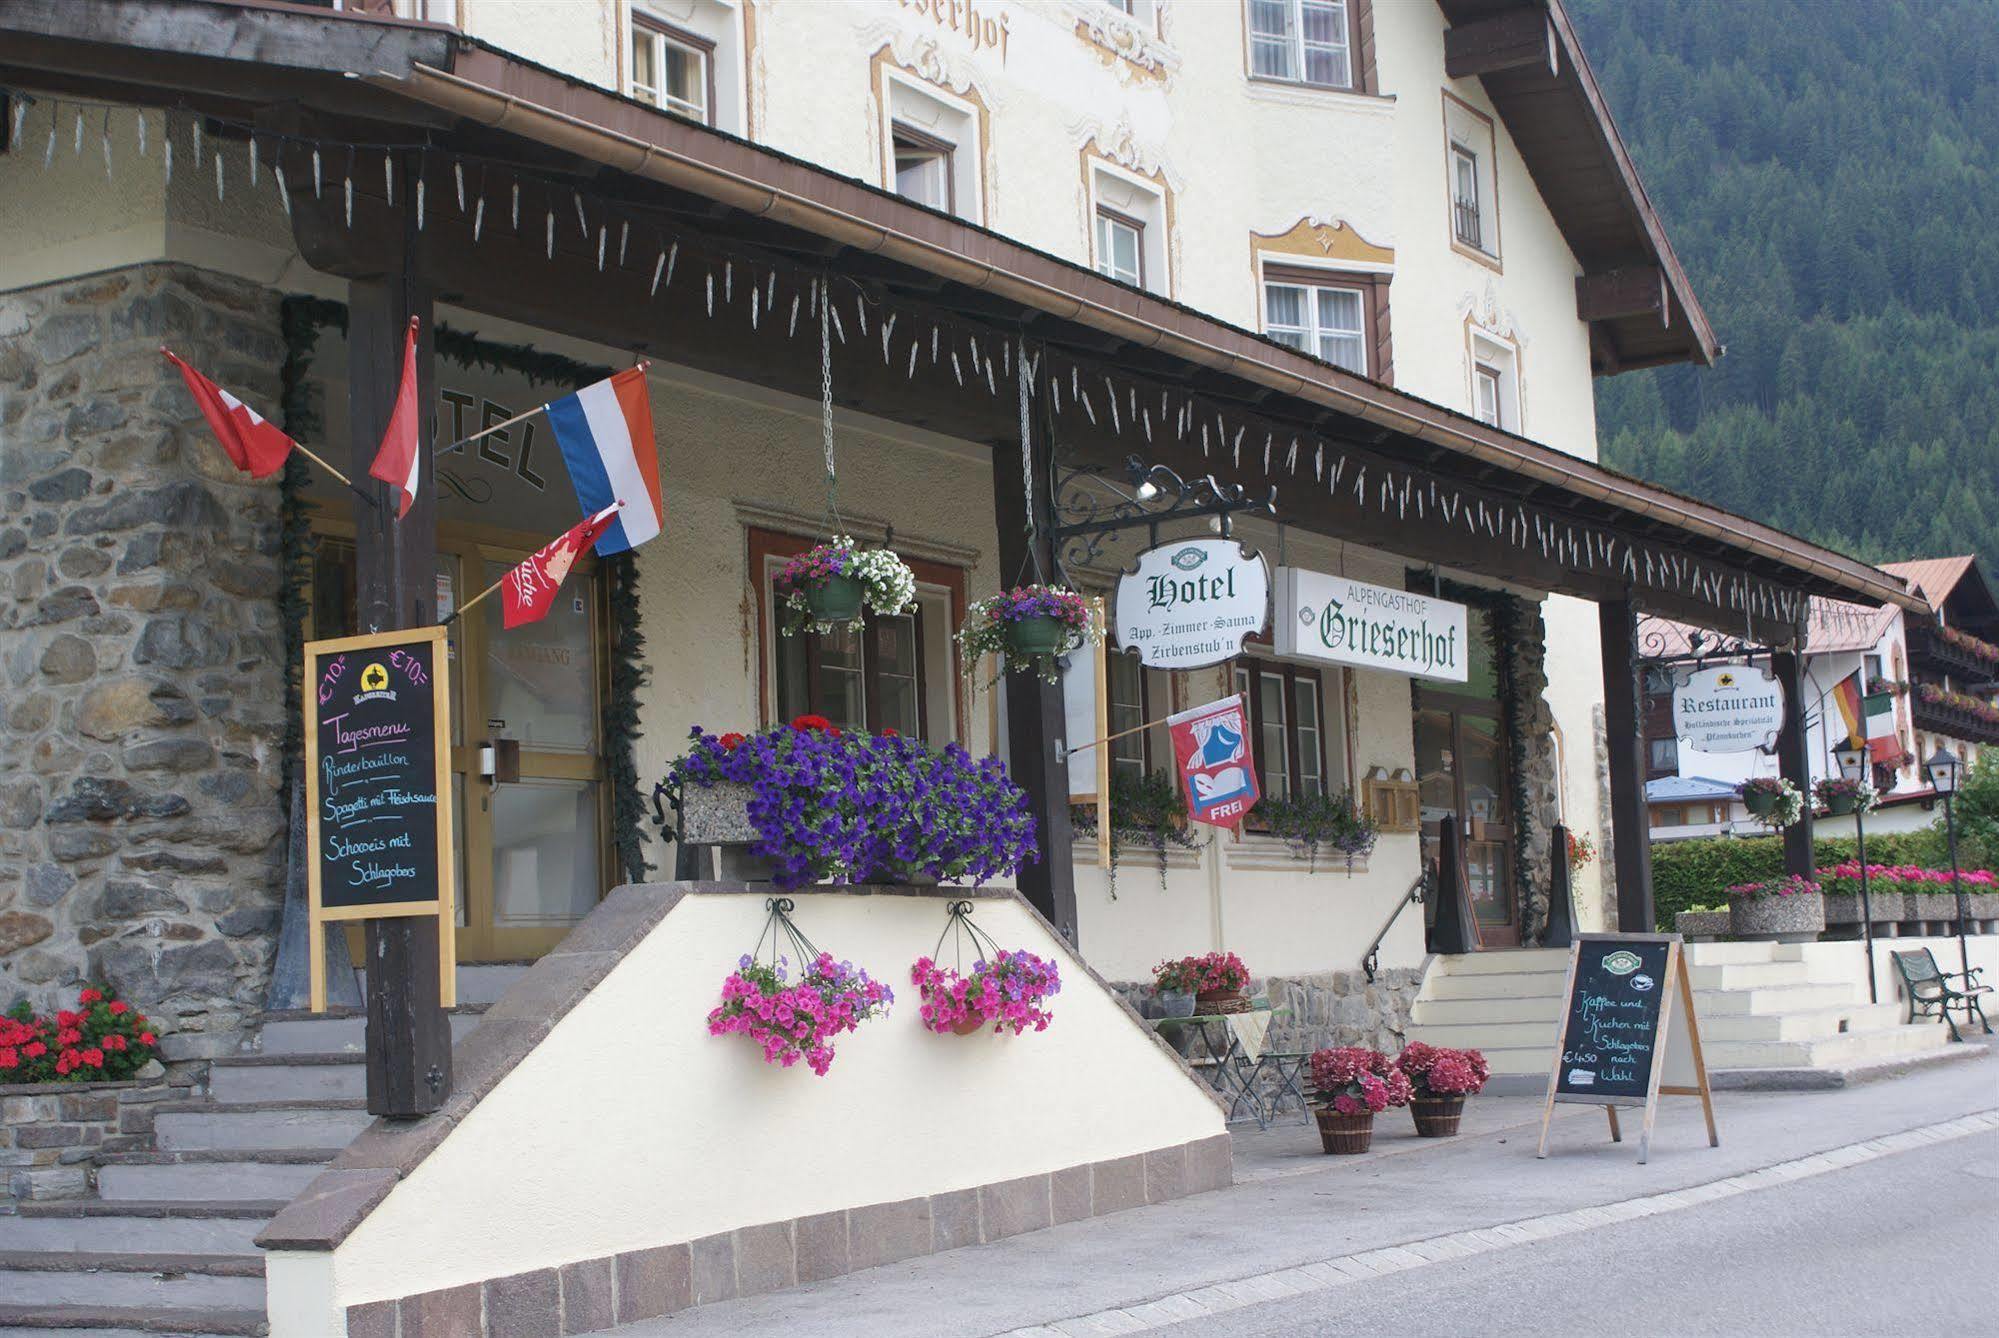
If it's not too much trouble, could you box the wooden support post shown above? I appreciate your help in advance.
[1772,640,1816,881]
[991,376,1078,943]
[347,153,452,1118]
[1599,598,1655,932]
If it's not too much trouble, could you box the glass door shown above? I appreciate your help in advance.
[1412,608,1520,947]
[308,528,609,962]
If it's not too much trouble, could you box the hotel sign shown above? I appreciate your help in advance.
[1113,539,1269,670]
[1672,664,1786,753]
[1274,569,1468,683]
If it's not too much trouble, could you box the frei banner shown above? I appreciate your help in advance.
[1672,664,1786,753]
[1114,538,1269,671]
[1274,568,1469,683]
[1168,694,1259,829]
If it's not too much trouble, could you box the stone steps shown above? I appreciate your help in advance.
[1696,1001,1907,1043]
[252,1008,482,1057]
[1421,968,1570,1002]
[206,1057,365,1105]
[152,1103,371,1154]
[0,1256,266,1313]
[0,1302,266,1335]
[95,1157,331,1205]
[1701,1021,1953,1070]
[0,1203,277,1257]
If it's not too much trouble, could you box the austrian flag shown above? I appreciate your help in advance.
[159,350,296,479]
[501,502,624,629]
[366,316,424,518]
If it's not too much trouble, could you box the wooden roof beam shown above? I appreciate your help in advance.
[1444,9,1557,80]
[1577,265,1669,325]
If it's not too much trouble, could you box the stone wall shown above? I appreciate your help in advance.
[1512,605,1560,942]
[0,1067,182,1201]
[0,263,289,1062]
[1113,966,1424,1058]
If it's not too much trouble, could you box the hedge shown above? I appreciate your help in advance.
[1650,826,1987,930]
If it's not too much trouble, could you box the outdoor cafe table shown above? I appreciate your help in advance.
[1150,1010,1307,1130]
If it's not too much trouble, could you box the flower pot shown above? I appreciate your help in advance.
[1411,1095,1466,1137]
[803,573,865,625]
[1196,987,1250,1015]
[1158,990,1196,1019]
[1729,892,1825,943]
[1823,792,1858,816]
[1743,789,1778,817]
[1004,614,1069,658]
[1315,1108,1374,1154]
[951,1013,987,1037]
[677,781,760,845]
[1672,909,1732,941]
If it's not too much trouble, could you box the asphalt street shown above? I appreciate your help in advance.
[1160,1133,1999,1338]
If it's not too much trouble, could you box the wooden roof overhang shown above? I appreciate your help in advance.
[0,0,1917,649]
[1436,0,1719,375]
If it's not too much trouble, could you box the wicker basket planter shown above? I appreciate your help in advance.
[1410,1095,1466,1138]
[1315,1109,1374,1154]
[1729,892,1825,943]
[1196,988,1250,1015]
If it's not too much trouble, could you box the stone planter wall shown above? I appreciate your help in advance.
[1116,967,1422,1057]
[1729,894,1827,943]
[0,1066,180,1201]
[1672,910,1731,940]
[0,263,288,1063]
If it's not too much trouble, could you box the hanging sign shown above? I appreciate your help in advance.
[1167,694,1259,829]
[1536,934,1717,1165]
[1274,568,1468,683]
[1113,538,1268,671]
[1672,664,1785,753]
[303,627,457,1013]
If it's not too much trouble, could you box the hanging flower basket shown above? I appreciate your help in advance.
[668,720,1039,890]
[707,899,893,1076]
[1813,776,1876,818]
[958,585,1097,684]
[1309,1046,1409,1154]
[1740,777,1802,829]
[773,536,916,636]
[913,902,1062,1037]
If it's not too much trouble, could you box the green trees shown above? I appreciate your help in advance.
[1572,0,1999,570]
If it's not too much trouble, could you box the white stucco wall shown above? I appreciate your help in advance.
[264,887,1224,1334]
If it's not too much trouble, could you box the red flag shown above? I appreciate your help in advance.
[159,349,295,480]
[501,502,624,629]
[367,316,423,518]
[1168,694,1259,829]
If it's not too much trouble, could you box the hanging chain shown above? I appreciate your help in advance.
[821,277,836,485]
[753,897,821,972]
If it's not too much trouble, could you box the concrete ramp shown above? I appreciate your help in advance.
[259,883,1228,1336]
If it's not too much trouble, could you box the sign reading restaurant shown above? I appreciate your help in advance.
[1114,539,1269,670]
[1274,569,1469,683]
[1671,664,1786,753]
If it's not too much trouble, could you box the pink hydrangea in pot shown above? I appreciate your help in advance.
[1396,1041,1490,1137]
[1307,1046,1411,1154]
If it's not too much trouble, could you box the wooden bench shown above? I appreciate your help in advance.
[1891,948,1993,1042]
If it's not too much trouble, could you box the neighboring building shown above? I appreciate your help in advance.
[0,2,1915,1061]
[1640,555,1998,841]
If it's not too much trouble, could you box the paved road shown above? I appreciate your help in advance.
[1162,1134,1999,1338]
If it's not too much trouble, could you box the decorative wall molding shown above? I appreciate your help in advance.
[1066,1,1181,87]
[1252,217,1396,270]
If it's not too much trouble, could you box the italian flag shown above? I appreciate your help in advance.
[1833,673,1900,764]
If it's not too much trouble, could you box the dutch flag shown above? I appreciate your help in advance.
[545,367,665,555]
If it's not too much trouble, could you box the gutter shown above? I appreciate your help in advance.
[383,62,1922,615]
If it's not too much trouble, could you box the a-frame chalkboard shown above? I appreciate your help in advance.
[1535,933,1717,1164]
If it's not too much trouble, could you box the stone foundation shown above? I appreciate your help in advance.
[0,1066,181,1201]
[1115,966,1424,1057]
[0,262,289,1060]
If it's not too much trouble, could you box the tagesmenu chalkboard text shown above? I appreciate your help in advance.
[302,627,457,1011]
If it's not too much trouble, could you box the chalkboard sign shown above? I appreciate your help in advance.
[303,627,457,1011]
[1537,933,1716,1164]
[1553,937,1672,1103]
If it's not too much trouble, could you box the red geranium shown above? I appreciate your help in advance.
[718,732,747,750]
[107,1000,129,1016]
[77,989,102,1006]
[790,714,835,733]
[2,985,160,1084]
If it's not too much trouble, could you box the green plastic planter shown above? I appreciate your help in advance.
[803,573,865,625]
[1004,615,1068,658]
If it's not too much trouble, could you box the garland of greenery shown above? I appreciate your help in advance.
[276,298,650,881]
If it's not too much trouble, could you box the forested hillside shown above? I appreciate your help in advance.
[1571,0,1999,571]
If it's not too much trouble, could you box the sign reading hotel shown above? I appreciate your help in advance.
[302,626,457,1011]
[1671,664,1786,753]
[1274,569,1468,683]
[1113,539,1269,671]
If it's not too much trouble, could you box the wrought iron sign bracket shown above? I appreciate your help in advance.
[1050,454,1276,580]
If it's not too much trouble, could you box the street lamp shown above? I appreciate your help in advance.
[1926,745,1971,987]
[1834,740,1876,1002]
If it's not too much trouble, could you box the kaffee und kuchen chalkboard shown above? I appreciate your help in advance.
[302,627,457,1011]
[1553,937,1673,1104]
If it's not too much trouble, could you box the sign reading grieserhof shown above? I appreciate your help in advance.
[1671,664,1786,753]
[304,628,455,918]
[1114,539,1269,670]
[1274,569,1468,683]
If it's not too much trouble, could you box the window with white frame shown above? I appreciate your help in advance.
[1247,0,1355,90]
[1106,651,1151,783]
[1444,93,1501,261]
[627,2,744,135]
[1095,208,1145,288]
[883,73,982,223]
[1090,164,1168,294]
[1263,273,1367,375]
[1234,657,1330,803]
[1469,331,1520,432]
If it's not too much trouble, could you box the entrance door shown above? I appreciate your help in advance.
[309,528,609,961]
[1412,608,1520,947]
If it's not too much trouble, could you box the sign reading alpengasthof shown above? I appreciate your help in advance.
[1114,539,1269,671]
[1671,664,1786,753]
[1274,569,1469,683]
